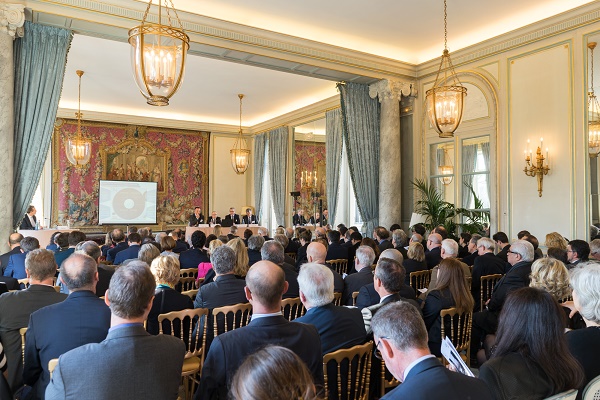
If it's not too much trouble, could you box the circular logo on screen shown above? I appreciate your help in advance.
[112,188,145,220]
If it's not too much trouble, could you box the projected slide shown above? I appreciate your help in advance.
[99,180,157,224]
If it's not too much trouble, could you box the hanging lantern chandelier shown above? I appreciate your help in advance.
[426,0,467,138]
[66,70,92,167]
[230,94,250,175]
[588,42,600,158]
[128,0,189,106]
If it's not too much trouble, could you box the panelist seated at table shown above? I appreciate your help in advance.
[189,207,205,227]
[308,212,322,226]
[242,208,258,225]
[292,210,307,226]
[20,205,38,230]
[207,211,221,226]
[223,207,240,225]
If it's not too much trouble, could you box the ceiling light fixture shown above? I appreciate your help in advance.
[588,42,600,158]
[231,94,250,175]
[66,70,92,167]
[426,0,467,138]
[128,0,189,106]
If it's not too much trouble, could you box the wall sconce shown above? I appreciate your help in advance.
[523,138,550,197]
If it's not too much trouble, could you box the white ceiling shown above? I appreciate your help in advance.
[57,0,596,129]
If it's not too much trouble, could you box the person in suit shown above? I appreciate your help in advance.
[342,245,375,305]
[273,234,297,266]
[75,241,114,297]
[424,233,443,269]
[53,230,87,270]
[308,211,321,226]
[284,228,300,254]
[179,230,210,270]
[260,240,299,299]
[371,301,493,400]
[307,242,343,293]
[45,261,186,400]
[458,232,472,259]
[471,240,534,365]
[325,230,349,262]
[402,242,427,286]
[0,249,67,392]
[106,229,128,263]
[241,208,258,225]
[223,207,240,225]
[346,231,363,273]
[23,253,111,399]
[19,205,38,230]
[493,231,510,263]
[189,206,205,226]
[461,234,481,267]
[425,239,471,293]
[391,229,409,259]
[227,226,239,241]
[294,230,312,271]
[321,209,329,227]
[195,260,324,400]
[113,232,141,265]
[4,236,39,279]
[374,227,393,253]
[246,235,264,267]
[292,209,307,226]
[566,239,590,269]
[0,233,23,275]
[45,232,61,252]
[207,211,221,226]
[170,229,189,254]
[295,263,366,355]
[471,237,506,311]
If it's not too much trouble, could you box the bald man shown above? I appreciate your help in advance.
[0,233,23,275]
[306,242,344,293]
[425,233,443,269]
[196,261,323,399]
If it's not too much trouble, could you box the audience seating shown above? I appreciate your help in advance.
[281,297,305,321]
[333,292,342,306]
[480,274,503,312]
[48,358,58,379]
[181,289,198,299]
[380,359,400,398]
[583,375,600,400]
[19,327,27,364]
[285,252,297,261]
[323,341,373,400]
[178,277,197,292]
[179,268,199,280]
[440,308,473,367]
[211,303,252,338]
[409,270,431,294]
[328,259,349,275]
[351,291,359,307]
[543,389,578,400]
[158,308,209,400]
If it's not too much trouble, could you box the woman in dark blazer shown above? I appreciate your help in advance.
[422,258,474,356]
[403,242,427,286]
[147,255,193,336]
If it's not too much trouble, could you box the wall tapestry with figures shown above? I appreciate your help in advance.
[52,119,209,229]
[294,140,327,216]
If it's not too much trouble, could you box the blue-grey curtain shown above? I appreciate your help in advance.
[338,82,380,235]
[267,127,288,227]
[326,108,343,225]
[461,144,479,208]
[13,21,73,229]
[253,133,266,220]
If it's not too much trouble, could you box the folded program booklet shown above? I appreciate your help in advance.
[441,337,474,377]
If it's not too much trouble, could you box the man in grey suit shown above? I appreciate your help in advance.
[45,261,185,400]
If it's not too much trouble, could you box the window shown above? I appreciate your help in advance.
[259,142,277,236]
[461,136,490,211]
[429,142,456,204]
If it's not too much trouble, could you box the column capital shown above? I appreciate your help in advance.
[0,4,25,38]
[369,79,417,102]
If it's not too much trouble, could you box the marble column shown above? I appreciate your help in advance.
[369,79,415,230]
[0,4,24,253]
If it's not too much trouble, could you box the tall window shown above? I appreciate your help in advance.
[259,142,277,236]
[430,142,456,204]
[461,136,490,211]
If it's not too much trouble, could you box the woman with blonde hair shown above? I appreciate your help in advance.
[529,257,571,302]
[545,232,568,251]
[212,224,222,237]
[227,237,249,277]
[402,242,427,285]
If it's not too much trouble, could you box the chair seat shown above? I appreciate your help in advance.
[182,356,201,375]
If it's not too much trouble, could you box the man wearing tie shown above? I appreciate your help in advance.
[208,211,221,226]
[20,205,37,230]
[242,208,258,225]
[189,207,205,226]
[224,207,240,225]
[293,210,307,226]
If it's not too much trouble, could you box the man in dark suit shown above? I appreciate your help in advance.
[106,229,128,263]
[273,234,297,266]
[76,241,114,298]
[493,231,510,263]
[346,231,363,273]
[19,205,37,230]
[24,253,111,399]
[0,233,23,275]
[295,263,366,355]
[372,302,493,400]
[207,210,221,226]
[471,237,506,311]
[4,236,39,279]
[260,240,299,299]
[325,230,349,261]
[195,260,323,400]
[308,242,344,293]
[179,230,210,270]
[342,245,375,305]
[0,249,67,392]
[391,229,409,260]
[241,208,258,225]
[375,227,393,252]
[226,226,239,241]
[247,235,264,267]
[292,209,307,226]
[223,207,240,225]
[294,230,312,271]
[45,262,186,399]
[54,230,87,269]
[425,233,443,269]
[471,240,534,364]
[113,232,141,265]
[189,206,205,226]
[566,239,590,269]
[170,229,189,254]
[461,234,482,267]
[284,228,300,254]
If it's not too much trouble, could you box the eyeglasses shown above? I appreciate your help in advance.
[374,337,389,360]
[507,250,517,254]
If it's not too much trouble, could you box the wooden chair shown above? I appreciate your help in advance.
[53,286,61,293]
[333,292,342,306]
[285,252,297,261]
[480,274,503,311]
[178,277,197,292]
[212,303,252,338]
[179,268,199,280]
[328,259,349,275]
[380,359,400,398]
[440,308,473,367]
[182,289,198,299]
[158,308,209,400]
[351,291,359,307]
[582,375,600,400]
[544,389,578,400]
[281,297,305,321]
[409,270,431,294]
[18,278,29,289]
[323,341,373,400]
[19,327,27,364]
[48,358,59,379]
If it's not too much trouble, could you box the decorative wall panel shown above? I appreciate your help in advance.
[294,140,327,215]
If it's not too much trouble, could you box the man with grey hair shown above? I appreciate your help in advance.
[257,227,271,241]
[371,302,493,399]
[426,239,471,291]
[462,234,482,266]
[589,238,600,261]
[470,239,535,365]
[247,234,265,267]
[425,233,443,269]
[471,237,506,310]
[106,228,128,263]
[284,227,300,254]
[342,245,375,305]
[0,232,23,276]
[261,240,299,299]
[295,263,365,355]
[46,262,185,399]
[76,240,115,297]
[24,253,111,399]
[0,249,66,392]
[3,236,40,279]
[392,229,409,259]
[273,234,296,266]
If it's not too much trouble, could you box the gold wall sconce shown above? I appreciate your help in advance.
[523,138,550,197]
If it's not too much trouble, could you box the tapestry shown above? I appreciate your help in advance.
[52,119,209,228]
[294,140,327,215]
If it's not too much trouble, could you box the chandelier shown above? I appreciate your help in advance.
[128,0,189,106]
[425,0,467,138]
[438,147,454,185]
[66,70,92,167]
[588,42,600,158]
[230,94,250,174]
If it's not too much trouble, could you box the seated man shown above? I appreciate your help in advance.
[113,232,141,266]
[325,230,349,261]
[241,208,258,225]
[4,236,40,279]
[45,262,186,399]
[425,233,443,269]
[260,240,299,299]
[247,235,264,266]
[189,206,205,227]
[0,233,23,275]
[76,241,114,298]
[54,230,87,269]
[223,207,240,225]
[0,249,67,392]
[106,229,128,263]
[307,242,344,293]
[471,237,506,311]
[196,261,323,400]
[208,211,221,225]
[295,263,366,354]
[24,253,111,399]
[179,230,210,270]
[342,245,375,306]
[372,302,493,399]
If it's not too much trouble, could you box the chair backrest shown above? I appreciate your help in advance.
[178,276,197,292]
[53,286,61,293]
[440,308,473,366]
[583,375,600,400]
[351,291,359,307]
[18,278,29,289]
[179,268,199,280]
[158,308,209,360]
[281,297,306,321]
[19,327,27,364]
[323,341,373,400]
[409,270,431,293]
[380,359,400,397]
[48,358,59,379]
[544,389,578,400]
[212,302,252,337]
[480,274,503,311]
[181,289,198,299]
[328,259,349,275]
[333,292,342,306]
[285,252,297,261]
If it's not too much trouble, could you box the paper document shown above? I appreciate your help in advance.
[441,336,474,377]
